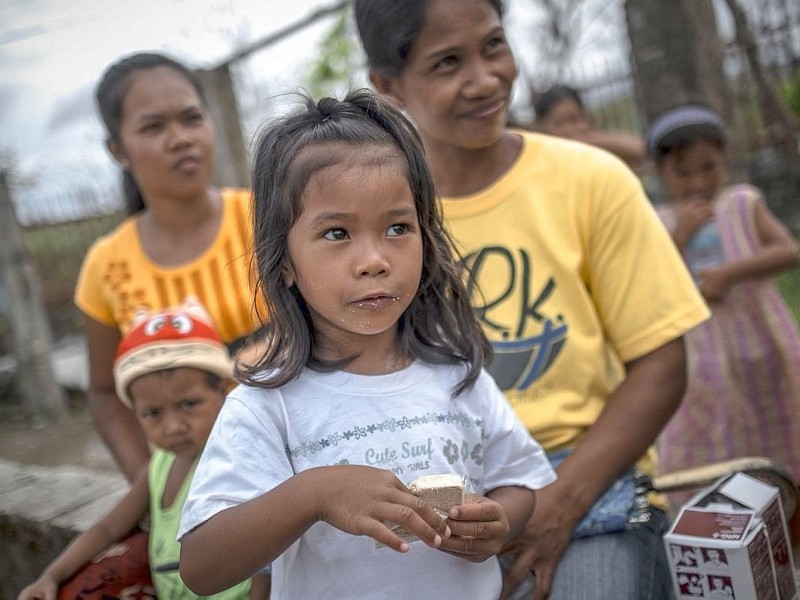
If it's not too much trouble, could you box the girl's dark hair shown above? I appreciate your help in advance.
[242,89,491,396]
[354,0,505,76]
[646,103,726,165]
[534,84,583,120]
[95,52,205,214]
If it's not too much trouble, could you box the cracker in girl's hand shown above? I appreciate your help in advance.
[379,474,467,547]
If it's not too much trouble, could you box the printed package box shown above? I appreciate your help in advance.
[664,472,797,600]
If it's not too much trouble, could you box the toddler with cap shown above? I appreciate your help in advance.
[17,298,268,600]
[648,103,800,511]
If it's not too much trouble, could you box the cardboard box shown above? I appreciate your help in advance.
[664,472,797,600]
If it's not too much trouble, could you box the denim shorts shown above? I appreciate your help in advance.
[500,450,671,599]
[547,448,653,539]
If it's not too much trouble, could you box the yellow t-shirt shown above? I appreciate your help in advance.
[75,188,260,344]
[442,132,709,462]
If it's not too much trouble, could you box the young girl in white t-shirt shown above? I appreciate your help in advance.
[177,90,556,600]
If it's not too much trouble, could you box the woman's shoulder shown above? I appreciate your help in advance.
[517,129,630,167]
[515,129,638,189]
[220,188,253,237]
[82,215,138,260]
[221,187,252,211]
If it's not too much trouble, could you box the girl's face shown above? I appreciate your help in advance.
[539,97,591,139]
[284,151,423,362]
[378,0,517,154]
[657,139,726,204]
[130,367,225,461]
[110,66,215,202]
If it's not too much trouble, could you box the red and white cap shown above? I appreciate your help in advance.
[113,298,233,406]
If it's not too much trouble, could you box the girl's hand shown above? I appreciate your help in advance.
[696,266,731,302]
[674,199,713,245]
[313,465,451,553]
[438,493,510,563]
[16,576,58,600]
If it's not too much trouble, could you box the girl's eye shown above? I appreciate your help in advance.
[323,228,348,241]
[141,409,160,420]
[387,223,409,236]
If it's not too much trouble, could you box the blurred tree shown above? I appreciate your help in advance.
[721,0,799,167]
[305,7,359,99]
[624,0,730,124]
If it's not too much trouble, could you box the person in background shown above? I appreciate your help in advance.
[648,103,800,542]
[353,0,710,598]
[177,90,556,599]
[17,300,268,600]
[76,52,261,483]
[534,84,647,169]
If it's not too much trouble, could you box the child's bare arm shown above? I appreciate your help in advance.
[727,199,799,279]
[16,468,150,600]
[179,465,451,596]
[438,486,535,563]
[248,573,271,600]
[699,199,800,301]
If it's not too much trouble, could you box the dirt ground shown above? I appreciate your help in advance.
[0,394,117,473]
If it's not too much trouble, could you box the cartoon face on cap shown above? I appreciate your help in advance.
[115,298,222,362]
[113,297,233,407]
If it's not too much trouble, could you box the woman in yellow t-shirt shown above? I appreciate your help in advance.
[354,1,709,598]
[75,53,262,483]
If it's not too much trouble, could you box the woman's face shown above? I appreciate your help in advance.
[111,66,215,202]
[657,139,726,203]
[379,0,517,155]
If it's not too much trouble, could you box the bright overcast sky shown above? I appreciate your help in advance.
[0,0,353,216]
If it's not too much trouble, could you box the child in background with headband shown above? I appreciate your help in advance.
[648,104,800,526]
[17,299,268,600]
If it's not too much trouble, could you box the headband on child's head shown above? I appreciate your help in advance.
[113,297,233,407]
[646,105,724,157]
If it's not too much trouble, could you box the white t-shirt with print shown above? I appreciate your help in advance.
[179,361,556,600]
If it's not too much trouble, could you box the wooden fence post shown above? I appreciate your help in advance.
[195,64,251,189]
[0,171,67,422]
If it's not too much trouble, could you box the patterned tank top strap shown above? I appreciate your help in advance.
[716,185,761,260]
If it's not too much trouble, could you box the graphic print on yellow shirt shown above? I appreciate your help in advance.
[464,245,566,391]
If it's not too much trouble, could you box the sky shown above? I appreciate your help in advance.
[0,0,354,220]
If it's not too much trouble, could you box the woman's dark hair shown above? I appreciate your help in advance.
[354,0,505,76]
[242,89,491,396]
[646,103,726,165]
[534,84,583,120]
[95,52,206,215]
